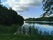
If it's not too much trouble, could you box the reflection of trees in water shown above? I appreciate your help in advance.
[22,27,26,34]
[43,31,49,35]
[51,31,53,35]
[39,30,53,36]
[22,25,38,35]
[17,24,53,36]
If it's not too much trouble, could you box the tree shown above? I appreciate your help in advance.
[42,0,53,17]
[0,4,24,33]
[0,5,24,26]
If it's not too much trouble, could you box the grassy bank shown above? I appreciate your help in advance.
[0,34,53,40]
[0,25,20,33]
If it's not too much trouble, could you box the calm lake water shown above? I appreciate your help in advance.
[17,21,53,35]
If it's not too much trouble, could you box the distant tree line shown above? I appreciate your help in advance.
[0,5,24,26]
[25,16,53,21]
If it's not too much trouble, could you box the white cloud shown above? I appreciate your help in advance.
[23,16,29,19]
[2,0,43,12]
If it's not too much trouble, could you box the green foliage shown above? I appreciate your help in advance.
[42,0,53,17]
[0,5,24,26]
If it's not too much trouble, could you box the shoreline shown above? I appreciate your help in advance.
[25,21,53,25]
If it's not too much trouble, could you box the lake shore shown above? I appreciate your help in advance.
[25,21,53,25]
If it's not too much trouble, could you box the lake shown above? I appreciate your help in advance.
[17,21,53,36]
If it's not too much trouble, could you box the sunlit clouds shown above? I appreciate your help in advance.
[2,0,43,12]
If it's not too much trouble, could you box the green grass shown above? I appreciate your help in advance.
[0,34,53,40]
[0,25,20,33]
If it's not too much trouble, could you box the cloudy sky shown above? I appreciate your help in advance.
[1,0,44,19]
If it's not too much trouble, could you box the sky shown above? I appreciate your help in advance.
[1,0,44,19]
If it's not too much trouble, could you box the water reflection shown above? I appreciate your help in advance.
[17,21,53,36]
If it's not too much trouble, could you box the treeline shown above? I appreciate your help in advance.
[25,16,53,21]
[0,5,24,26]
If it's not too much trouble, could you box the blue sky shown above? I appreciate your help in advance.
[1,0,44,19]
[20,5,43,18]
